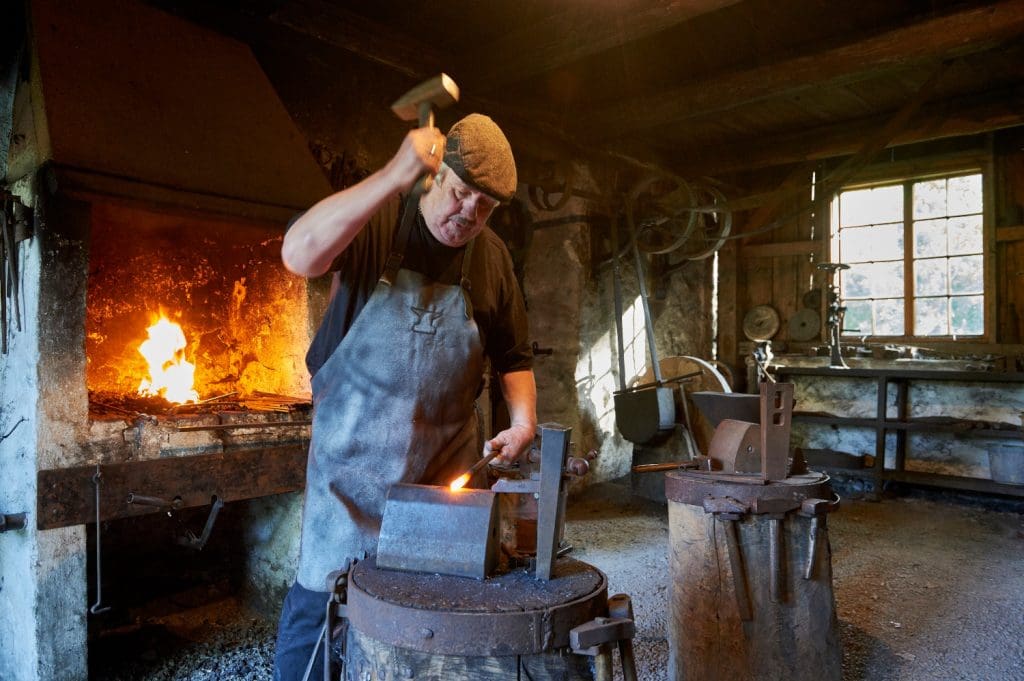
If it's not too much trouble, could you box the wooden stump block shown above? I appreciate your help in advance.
[667,500,841,681]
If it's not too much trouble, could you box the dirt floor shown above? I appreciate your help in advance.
[567,481,1024,681]
[91,480,1024,681]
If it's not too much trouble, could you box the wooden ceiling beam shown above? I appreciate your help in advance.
[667,84,1024,177]
[458,0,741,90]
[269,0,447,80]
[585,0,1024,140]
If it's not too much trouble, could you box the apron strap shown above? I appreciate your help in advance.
[459,237,476,320]
[380,200,478,321]
[380,194,419,286]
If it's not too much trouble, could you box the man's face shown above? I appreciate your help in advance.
[422,169,500,248]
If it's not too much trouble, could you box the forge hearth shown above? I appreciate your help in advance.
[85,202,311,409]
[0,0,332,678]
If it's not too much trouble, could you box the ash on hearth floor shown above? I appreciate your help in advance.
[90,598,275,681]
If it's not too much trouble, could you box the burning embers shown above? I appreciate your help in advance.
[136,313,199,404]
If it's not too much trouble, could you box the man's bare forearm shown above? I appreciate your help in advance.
[281,127,445,278]
[488,369,537,463]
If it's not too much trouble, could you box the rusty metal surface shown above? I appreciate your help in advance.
[36,445,306,529]
[760,382,793,481]
[613,386,675,444]
[709,419,760,473]
[690,391,761,427]
[376,483,499,579]
[347,556,608,656]
[665,470,832,508]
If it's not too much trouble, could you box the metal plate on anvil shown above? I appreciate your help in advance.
[377,483,499,579]
[742,304,781,341]
[346,556,608,656]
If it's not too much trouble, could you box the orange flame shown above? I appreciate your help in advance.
[449,473,471,491]
[137,315,199,403]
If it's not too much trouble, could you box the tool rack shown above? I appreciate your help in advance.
[774,365,1024,497]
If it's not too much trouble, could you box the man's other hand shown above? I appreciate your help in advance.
[484,423,535,465]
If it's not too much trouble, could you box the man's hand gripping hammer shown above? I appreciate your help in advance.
[391,73,459,194]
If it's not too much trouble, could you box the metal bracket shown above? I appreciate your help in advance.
[489,424,574,581]
[323,557,357,681]
[569,615,636,656]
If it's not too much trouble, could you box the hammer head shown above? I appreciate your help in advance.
[391,73,460,125]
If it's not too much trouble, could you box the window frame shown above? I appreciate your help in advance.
[828,153,994,343]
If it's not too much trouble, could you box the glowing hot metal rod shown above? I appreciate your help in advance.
[449,448,505,491]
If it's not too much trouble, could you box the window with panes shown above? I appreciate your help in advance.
[830,172,985,339]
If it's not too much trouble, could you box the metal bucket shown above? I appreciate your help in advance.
[989,442,1024,485]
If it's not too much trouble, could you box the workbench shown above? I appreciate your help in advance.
[773,365,1024,498]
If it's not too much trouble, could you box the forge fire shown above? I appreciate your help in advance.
[136,314,199,403]
[85,202,312,414]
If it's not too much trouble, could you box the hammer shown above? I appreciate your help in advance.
[379,74,460,287]
[391,73,460,193]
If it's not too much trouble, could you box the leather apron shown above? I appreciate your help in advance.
[296,222,483,590]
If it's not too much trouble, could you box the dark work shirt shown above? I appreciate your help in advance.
[303,201,533,380]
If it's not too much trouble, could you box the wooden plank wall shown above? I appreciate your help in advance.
[722,166,823,389]
[996,128,1024,344]
[722,128,1024,386]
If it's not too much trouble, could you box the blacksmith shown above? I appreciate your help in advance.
[274,114,536,680]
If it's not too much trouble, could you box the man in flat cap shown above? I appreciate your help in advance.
[275,114,535,679]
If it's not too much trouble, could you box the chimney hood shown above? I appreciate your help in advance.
[6,0,331,222]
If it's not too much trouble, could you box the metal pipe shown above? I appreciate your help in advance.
[609,213,628,391]
[626,206,664,384]
[0,513,26,532]
[126,493,182,510]
[594,644,614,681]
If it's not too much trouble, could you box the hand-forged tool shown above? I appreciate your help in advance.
[703,496,753,621]
[799,495,840,580]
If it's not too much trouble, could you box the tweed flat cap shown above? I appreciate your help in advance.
[444,114,518,202]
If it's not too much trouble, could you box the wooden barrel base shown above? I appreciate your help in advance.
[344,628,594,681]
[340,556,608,680]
